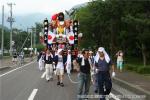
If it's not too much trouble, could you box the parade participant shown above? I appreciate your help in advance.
[53,49,58,75]
[63,50,67,72]
[37,52,42,69]
[89,51,95,66]
[55,49,65,87]
[30,51,33,61]
[12,52,18,64]
[66,50,72,74]
[18,51,24,65]
[38,52,45,71]
[116,50,124,72]
[88,50,99,93]
[95,47,115,100]
[77,50,83,58]
[89,50,98,93]
[44,49,54,81]
[75,49,92,100]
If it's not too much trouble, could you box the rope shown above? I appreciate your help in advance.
[67,73,79,84]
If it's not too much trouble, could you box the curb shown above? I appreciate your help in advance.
[0,57,36,71]
[0,66,11,71]
[113,77,150,100]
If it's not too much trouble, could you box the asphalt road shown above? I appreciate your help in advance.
[0,61,146,100]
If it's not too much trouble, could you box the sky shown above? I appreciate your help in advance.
[0,0,90,15]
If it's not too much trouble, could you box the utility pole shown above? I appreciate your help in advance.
[7,3,15,56]
[1,5,4,57]
[27,27,35,50]
[33,27,36,48]
[31,29,33,50]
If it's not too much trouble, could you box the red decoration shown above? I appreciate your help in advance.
[48,35,52,40]
[69,36,74,40]
[52,14,58,20]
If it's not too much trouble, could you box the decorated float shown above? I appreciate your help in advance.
[41,12,80,51]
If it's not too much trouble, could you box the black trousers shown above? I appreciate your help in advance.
[97,71,112,100]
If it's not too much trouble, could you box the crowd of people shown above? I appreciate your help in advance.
[12,51,24,65]
[37,47,124,100]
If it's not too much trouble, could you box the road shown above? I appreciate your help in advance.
[0,61,146,100]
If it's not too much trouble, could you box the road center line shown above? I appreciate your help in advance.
[0,61,35,77]
[110,93,121,100]
[41,72,46,79]
[28,89,38,100]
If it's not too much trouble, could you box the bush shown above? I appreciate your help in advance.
[125,64,150,74]
[34,44,45,52]
[3,53,10,56]
[137,67,150,74]
[125,64,138,72]
[24,50,30,55]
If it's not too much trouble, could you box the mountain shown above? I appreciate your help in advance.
[70,2,88,10]
[0,2,88,30]
[14,13,51,29]
[0,24,10,31]
[0,13,50,30]
[65,2,88,19]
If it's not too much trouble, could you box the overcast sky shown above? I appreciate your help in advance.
[0,0,90,15]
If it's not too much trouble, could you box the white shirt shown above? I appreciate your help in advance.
[66,54,71,64]
[56,55,64,69]
[117,52,123,61]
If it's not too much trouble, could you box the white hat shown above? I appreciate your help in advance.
[98,47,105,52]
[95,47,110,63]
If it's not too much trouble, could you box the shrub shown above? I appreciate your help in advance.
[125,64,137,72]
[137,67,150,74]
[3,53,10,56]
[34,44,45,52]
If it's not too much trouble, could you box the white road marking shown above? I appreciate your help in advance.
[28,89,38,100]
[0,61,35,77]
[110,93,121,100]
[41,72,46,79]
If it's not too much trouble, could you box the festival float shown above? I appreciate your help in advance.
[41,12,80,51]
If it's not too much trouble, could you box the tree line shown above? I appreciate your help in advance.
[0,22,42,54]
[76,0,150,66]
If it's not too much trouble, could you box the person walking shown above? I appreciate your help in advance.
[76,49,92,100]
[38,52,45,71]
[55,49,65,87]
[89,50,98,93]
[116,50,124,72]
[19,51,24,65]
[30,51,33,61]
[44,49,54,82]
[95,47,115,100]
[66,50,72,75]
[12,52,18,64]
